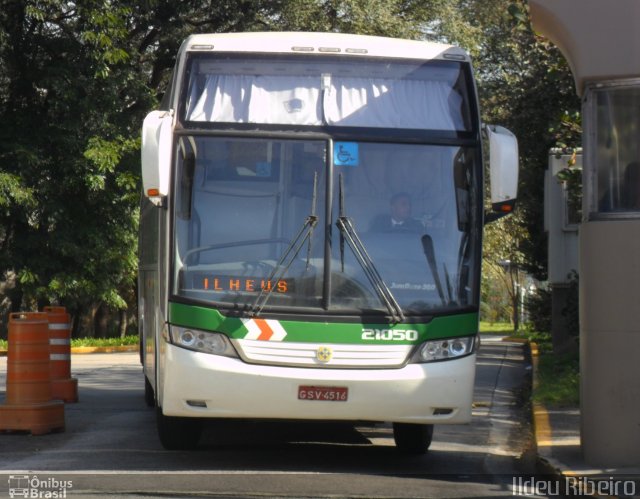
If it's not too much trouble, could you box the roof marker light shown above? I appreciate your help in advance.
[443,53,466,61]
[292,46,314,52]
[319,47,341,53]
[190,44,214,51]
[345,48,368,54]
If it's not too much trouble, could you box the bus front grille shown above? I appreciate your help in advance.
[233,339,413,369]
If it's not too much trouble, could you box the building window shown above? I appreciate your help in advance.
[587,81,640,217]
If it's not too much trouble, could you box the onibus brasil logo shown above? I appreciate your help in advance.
[8,475,73,498]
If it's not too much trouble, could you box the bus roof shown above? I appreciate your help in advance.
[180,32,470,63]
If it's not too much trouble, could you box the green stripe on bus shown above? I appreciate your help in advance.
[168,302,478,344]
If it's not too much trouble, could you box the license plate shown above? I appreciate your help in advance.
[298,385,348,402]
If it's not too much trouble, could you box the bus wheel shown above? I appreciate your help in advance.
[144,376,155,408]
[392,423,434,455]
[156,407,203,450]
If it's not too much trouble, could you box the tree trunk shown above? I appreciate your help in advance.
[70,313,78,339]
[87,303,99,338]
[119,308,128,338]
[94,303,109,338]
[512,293,520,331]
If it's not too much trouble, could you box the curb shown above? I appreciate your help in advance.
[69,345,138,354]
[0,345,137,357]
[528,342,558,472]
[526,344,587,482]
[502,337,565,477]
[522,340,563,476]
[501,336,530,345]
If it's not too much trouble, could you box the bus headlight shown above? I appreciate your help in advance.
[411,336,476,363]
[170,326,238,358]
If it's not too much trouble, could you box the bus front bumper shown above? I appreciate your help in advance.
[160,343,476,424]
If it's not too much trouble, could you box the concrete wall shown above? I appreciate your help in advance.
[580,221,640,465]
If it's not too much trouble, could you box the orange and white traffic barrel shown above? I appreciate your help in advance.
[44,306,78,403]
[0,312,65,435]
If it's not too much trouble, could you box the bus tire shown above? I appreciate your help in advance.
[144,376,155,408]
[392,423,434,455]
[156,407,203,450]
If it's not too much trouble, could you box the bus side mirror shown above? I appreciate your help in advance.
[141,110,173,206]
[484,124,519,223]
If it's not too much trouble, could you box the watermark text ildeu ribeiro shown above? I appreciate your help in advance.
[513,476,636,497]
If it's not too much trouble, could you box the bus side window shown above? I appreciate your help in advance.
[178,153,195,220]
[453,152,471,231]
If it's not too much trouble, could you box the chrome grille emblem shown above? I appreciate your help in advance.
[316,346,333,363]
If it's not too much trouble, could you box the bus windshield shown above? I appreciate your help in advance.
[173,137,479,316]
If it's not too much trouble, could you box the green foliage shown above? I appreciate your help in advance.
[0,335,138,350]
[556,152,582,225]
[0,173,34,210]
[479,321,515,335]
[534,351,580,407]
[511,329,552,353]
[525,284,552,334]
[498,6,580,281]
[432,0,580,281]
[0,0,582,338]
[482,214,529,330]
[0,0,156,333]
[272,0,444,38]
[550,111,582,152]
[562,270,580,338]
[71,335,139,348]
[428,1,581,325]
[480,277,511,324]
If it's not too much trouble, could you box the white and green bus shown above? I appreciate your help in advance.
[139,32,518,453]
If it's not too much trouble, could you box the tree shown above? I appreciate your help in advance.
[272,0,440,38]
[473,1,580,281]
[0,0,455,336]
[0,0,580,336]
[482,213,529,330]
[428,1,580,327]
[0,1,145,334]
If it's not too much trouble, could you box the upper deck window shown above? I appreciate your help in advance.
[182,55,472,131]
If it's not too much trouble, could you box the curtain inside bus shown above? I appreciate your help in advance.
[186,74,466,131]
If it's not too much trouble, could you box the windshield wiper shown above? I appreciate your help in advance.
[421,234,447,307]
[335,174,405,323]
[249,172,318,316]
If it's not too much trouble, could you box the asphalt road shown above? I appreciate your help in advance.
[0,337,537,498]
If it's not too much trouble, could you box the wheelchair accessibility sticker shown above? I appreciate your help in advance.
[334,142,359,167]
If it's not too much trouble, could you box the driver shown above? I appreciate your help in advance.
[369,192,424,232]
